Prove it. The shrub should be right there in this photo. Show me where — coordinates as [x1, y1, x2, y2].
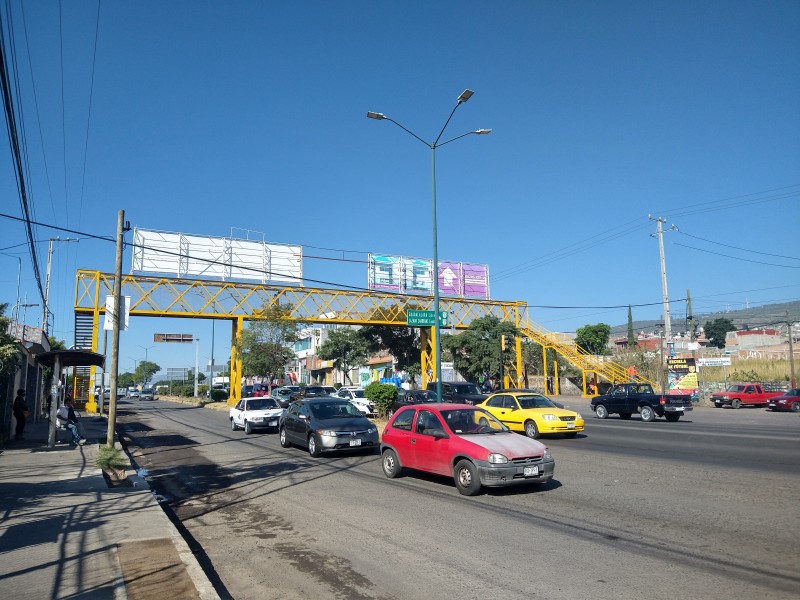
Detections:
[96, 445, 127, 471]
[210, 389, 229, 402]
[364, 382, 398, 418]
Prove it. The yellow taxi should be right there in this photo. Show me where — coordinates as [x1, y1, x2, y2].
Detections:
[477, 390, 585, 439]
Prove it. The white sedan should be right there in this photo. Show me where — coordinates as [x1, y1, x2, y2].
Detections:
[230, 397, 285, 434]
[336, 388, 376, 417]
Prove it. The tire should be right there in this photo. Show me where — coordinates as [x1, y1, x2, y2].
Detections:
[594, 404, 609, 419]
[564, 432, 578, 438]
[308, 434, 321, 457]
[731, 399, 741, 409]
[714, 403, 723, 408]
[382, 449, 402, 478]
[279, 427, 291, 448]
[524, 420, 540, 439]
[792, 402, 800, 413]
[665, 413, 681, 422]
[640, 405, 655, 422]
[231, 418, 238, 431]
[244, 420, 253, 435]
[453, 460, 481, 496]
[619, 412, 632, 420]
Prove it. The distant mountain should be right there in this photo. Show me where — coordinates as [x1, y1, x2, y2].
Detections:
[610, 300, 800, 337]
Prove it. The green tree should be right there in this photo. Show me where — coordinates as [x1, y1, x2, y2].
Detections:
[575, 323, 611, 355]
[117, 372, 135, 388]
[441, 315, 517, 382]
[186, 369, 206, 383]
[318, 328, 371, 385]
[359, 325, 420, 383]
[240, 303, 299, 388]
[704, 318, 736, 349]
[627, 306, 636, 350]
[135, 361, 161, 386]
[0, 304, 18, 378]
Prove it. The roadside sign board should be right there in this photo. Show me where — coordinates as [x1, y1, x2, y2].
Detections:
[154, 333, 193, 343]
[697, 357, 732, 367]
[407, 309, 449, 327]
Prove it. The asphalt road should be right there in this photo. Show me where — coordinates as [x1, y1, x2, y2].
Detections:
[116, 398, 800, 600]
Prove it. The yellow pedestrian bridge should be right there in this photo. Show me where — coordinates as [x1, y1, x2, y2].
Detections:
[73, 269, 651, 410]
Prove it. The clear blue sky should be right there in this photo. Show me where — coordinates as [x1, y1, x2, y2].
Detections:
[2, 1, 798, 377]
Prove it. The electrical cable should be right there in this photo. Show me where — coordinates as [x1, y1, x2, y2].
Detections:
[675, 243, 799, 269]
[77, 0, 101, 227]
[675, 230, 799, 261]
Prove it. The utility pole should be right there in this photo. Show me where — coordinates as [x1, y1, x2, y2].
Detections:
[650, 215, 675, 391]
[107, 211, 128, 448]
[194, 337, 200, 398]
[42, 237, 79, 334]
[788, 311, 796, 388]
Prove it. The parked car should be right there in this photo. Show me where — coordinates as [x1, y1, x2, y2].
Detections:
[272, 387, 301, 408]
[766, 388, 800, 412]
[279, 398, 379, 457]
[139, 388, 158, 401]
[241, 385, 254, 398]
[129, 388, 140, 399]
[302, 385, 330, 398]
[230, 397, 285, 434]
[251, 383, 270, 397]
[380, 404, 555, 496]
[387, 389, 440, 419]
[426, 381, 488, 405]
[477, 390, 584, 439]
[711, 383, 783, 409]
[335, 387, 376, 417]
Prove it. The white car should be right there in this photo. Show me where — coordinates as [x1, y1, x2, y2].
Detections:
[336, 388, 376, 417]
[230, 397, 285, 435]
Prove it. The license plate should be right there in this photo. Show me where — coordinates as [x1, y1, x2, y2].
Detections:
[349, 439, 362, 447]
[268, 420, 277, 426]
[675, 407, 684, 411]
[566, 422, 575, 429]
[523, 466, 539, 477]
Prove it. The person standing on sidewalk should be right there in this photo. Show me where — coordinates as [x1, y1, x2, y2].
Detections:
[12, 389, 27, 440]
[57, 399, 86, 446]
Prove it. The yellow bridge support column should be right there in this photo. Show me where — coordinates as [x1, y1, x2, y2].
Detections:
[420, 328, 430, 388]
[515, 336, 523, 389]
[229, 316, 243, 405]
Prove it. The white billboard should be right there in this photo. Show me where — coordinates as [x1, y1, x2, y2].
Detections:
[132, 228, 302, 284]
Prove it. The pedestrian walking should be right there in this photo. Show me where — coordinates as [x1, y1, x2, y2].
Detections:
[12, 389, 28, 440]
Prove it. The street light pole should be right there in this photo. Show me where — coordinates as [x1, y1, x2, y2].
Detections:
[368, 90, 490, 402]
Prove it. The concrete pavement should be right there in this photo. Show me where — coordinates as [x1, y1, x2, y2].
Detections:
[0, 412, 220, 600]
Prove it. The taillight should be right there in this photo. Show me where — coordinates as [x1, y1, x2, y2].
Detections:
[660, 398, 666, 405]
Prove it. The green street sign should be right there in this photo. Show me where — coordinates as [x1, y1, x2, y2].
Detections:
[407, 309, 449, 327]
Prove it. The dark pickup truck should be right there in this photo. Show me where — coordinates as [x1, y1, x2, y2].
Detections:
[590, 383, 693, 422]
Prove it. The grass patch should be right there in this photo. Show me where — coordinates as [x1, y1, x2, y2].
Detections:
[96, 445, 128, 471]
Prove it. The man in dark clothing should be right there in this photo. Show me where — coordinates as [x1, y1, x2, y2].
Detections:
[12, 389, 27, 440]
[56, 399, 85, 446]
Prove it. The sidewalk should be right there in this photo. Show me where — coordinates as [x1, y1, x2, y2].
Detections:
[0, 414, 220, 600]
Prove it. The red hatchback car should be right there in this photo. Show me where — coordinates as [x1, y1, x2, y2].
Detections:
[380, 403, 555, 496]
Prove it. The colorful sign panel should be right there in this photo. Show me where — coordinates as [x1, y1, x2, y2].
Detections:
[368, 254, 489, 299]
[667, 357, 698, 397]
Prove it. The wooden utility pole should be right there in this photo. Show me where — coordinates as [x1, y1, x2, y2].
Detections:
[788, 312, 796, 388]
[106, 210, 126, 448]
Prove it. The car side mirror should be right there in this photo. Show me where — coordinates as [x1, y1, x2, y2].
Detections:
[299, 414, 308, 420]
[431, 429, 448, 439]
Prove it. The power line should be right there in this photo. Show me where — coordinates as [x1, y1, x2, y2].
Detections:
[676, 229, 799, 261]
[675, 243, 800, 269]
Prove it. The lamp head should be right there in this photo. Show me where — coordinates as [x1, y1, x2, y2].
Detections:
[475, 129, 492, 135]
[457, 89, 474, 103]
[367, 112, 386, 120]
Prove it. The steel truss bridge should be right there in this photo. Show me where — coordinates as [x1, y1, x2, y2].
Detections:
[73, 270, 648, 410]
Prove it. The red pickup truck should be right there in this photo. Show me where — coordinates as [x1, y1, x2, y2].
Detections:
[711, 384, 782, 409]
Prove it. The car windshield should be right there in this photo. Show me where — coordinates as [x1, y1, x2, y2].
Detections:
[517, 394, 556, 409]
[246, 398, 279, 410]
[785, 389, 800, 396]
[453, 384, 481, 395]
[310, 401, 363, 419]
[352, 390, 365, 398]
[441, 408, 508, 434]
[409, 391, 438, 402]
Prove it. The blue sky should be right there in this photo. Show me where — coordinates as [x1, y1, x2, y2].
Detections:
[2, 1, 799, 377]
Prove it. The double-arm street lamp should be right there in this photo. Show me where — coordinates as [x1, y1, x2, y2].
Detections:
[368, 89, 490, 401]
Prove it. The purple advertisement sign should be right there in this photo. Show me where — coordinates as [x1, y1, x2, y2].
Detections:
[437, 261, 461, 296]
[462, 263, 489, 299]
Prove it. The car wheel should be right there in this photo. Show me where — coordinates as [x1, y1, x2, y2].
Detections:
[524, 420, 540, 439]
[594, 404, 609, 419]
[665, 413, 681, 422]
[244, 421, 253, 435]
[640, 405, 655, 422]
[308, 434, 321, 457]
[564, 432, 578, 438]
[230, 418, 238, 431]
[279, 427, 291, 448]
[619, 412, 632, 420]
[731, 399, 741, 409]
[791, 402, 800, 412]
[714, 403, 723, 408]
[453, 460, 481, 496]
[382, 449, 403, 478]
